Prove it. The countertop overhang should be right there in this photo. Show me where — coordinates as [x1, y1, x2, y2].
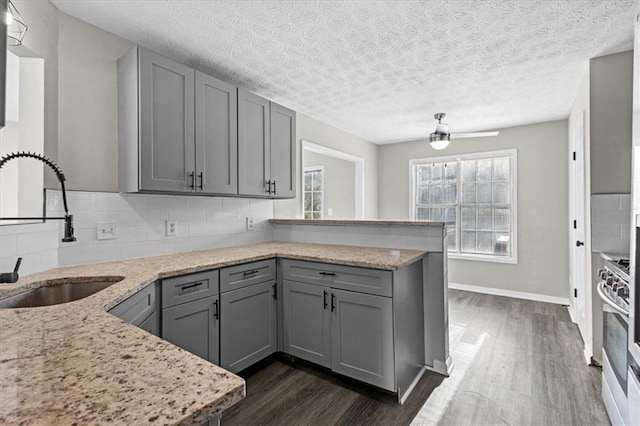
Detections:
[0, 241, 426, 424]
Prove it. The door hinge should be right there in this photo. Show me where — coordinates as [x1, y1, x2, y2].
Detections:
[573, 220, 577, 229]
[574, 288, 578, 298]
[572, 152, 576, 161]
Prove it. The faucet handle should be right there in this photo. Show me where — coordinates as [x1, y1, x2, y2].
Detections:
[0, 257, 22, 284]
[13, 257, 22, 274]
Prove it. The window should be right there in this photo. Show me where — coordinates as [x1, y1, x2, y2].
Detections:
[303, 167, 324, 219]
[410, 149, 517, 263]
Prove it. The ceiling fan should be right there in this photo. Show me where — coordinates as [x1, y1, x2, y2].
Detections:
[428, 113, 500, 150]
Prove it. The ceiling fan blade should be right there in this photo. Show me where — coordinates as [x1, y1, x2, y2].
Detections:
[450, 131, 500, 139]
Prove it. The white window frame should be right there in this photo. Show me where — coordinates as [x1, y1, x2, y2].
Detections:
[303, 166, 325, 220]
[409, 149, 518, 264]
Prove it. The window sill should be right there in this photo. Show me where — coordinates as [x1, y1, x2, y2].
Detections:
[448, 252, 517, 265]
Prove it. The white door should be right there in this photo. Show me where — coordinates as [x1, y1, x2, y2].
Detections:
[571, 111, 588, 341]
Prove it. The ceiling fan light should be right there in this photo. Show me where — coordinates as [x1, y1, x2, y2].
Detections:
[429, 132, 450, 150]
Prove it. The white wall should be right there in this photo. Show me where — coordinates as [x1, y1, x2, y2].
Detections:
[304, 150, 356, 219]
[274, 113, 379, 219]
[378, 120, 570, 301]
[57, 12, 134, 191]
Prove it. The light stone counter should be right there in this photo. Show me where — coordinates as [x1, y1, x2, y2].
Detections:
[0, 241, 425, 425]
[270, 219, 444, 227]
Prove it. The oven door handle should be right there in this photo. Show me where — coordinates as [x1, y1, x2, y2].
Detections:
[597, 281, 629, 317]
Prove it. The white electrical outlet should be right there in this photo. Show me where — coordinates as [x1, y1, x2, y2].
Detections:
[96, 222, 118, 240]
[246, 217, 255, 231]
[166, 220, 177, 237]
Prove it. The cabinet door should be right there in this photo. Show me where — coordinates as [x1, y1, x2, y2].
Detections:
[139, 48, 195, 192]
[282, 280, 331, 368]
[238, 88, 270, 197]
[195, 71, 238, 195]
[331, 289, 394, 391]
[138, 311, 160, 336]
[220, 281, 277, 373]
[269, 102, 296, 199]
[162, 295, 219, 365]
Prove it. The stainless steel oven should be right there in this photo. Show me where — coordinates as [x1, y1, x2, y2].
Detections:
[598, 258, 630, 425]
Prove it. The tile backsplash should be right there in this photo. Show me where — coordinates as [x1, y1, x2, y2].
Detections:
[0, 190, 274, 276]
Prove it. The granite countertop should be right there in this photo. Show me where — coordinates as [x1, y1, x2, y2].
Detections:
[270, 219, 444, 227]
[0, 241, 426, 425]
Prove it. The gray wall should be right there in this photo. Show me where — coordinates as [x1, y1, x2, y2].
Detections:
[590, 50, 633, 195]
[378, 120, 570, 300]
[57, 13, 134, 191]
[274, 113, 379, 219]
[303, 150, 356, 219]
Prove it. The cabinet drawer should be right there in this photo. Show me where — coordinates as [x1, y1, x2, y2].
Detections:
[162, 270, 219, 308]
[280, 260, 392, 297]
[109, 281, 158, 326]
[220, 259, 276, 293]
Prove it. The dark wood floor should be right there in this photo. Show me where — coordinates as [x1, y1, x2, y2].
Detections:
[222, 290, 609, 426]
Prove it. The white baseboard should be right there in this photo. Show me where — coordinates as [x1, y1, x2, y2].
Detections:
[567, 304, 577, 323]
[426, 356, 454, 377]
[584, 344, 593, 364]
[448, 282, 570, 306]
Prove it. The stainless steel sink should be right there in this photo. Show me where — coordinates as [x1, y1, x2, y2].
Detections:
[0, 277, 124, 309]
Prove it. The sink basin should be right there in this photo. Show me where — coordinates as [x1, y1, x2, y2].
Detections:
[0, 277, 124, 309]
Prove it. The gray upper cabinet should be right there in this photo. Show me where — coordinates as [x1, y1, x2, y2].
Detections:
[119, 47, 196, 193]
[238, 88, 271, 197]
[238, 89, 296, 198]
[195, 71, 238, 195]
[330, 288, 394, 392]
[220, 281, 277, 373]
[282, 280, 331, 368]
[269, 102, 296, 198]
[119, 47, 239, 196]
[119, 46, 295, 198]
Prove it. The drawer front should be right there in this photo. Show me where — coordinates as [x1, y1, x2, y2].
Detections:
[162, 270, 219, 308]
[109, 281, 158, 326]
[280, 259, 392, 297]
[220, 259, 276, 293]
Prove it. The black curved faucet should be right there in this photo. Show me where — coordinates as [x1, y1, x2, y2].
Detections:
[0, 151, 76, 242]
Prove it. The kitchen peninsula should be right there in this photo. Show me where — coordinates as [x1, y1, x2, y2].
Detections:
[0, 222, 449, 424]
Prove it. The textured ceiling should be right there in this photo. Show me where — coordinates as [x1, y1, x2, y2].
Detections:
[51, 0, 638, 144]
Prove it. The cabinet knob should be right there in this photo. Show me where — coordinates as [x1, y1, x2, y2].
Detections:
[189, 172, 195, 190]
[198, 172, 204, 190]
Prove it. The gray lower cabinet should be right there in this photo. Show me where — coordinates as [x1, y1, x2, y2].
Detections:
[162, 295, 220, 365]
[138, 310, 160, 336]
[220, 281, 277, 373]
[108, 281, 160, 336]
[282, 280, 331, 368]
[280, 259, 425, 399]
[330, 288, 394, 391]
[161, 270, 220, 364]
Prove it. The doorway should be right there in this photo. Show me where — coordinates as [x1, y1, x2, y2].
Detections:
[301, 140, 365, 220]
[570, 111, 589, 350]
